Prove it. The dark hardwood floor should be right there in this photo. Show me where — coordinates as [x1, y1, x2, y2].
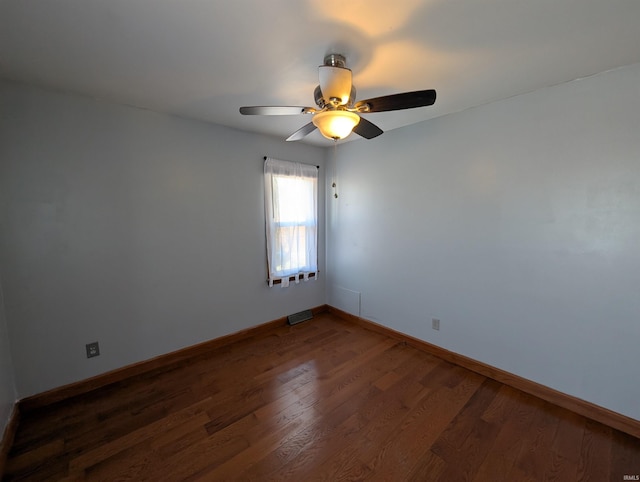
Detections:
[3, 312, 640, 481]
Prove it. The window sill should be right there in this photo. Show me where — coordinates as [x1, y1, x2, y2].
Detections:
[269, 272, 317, 285]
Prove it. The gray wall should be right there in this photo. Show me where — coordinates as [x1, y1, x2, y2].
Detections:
[2, 61, 639, 427]
[327, 63, 640, 420]
[0, 270, 16, 436]
[0, 81, 326, 398]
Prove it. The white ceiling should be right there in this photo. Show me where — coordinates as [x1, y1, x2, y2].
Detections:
[2, 0, 640, 146]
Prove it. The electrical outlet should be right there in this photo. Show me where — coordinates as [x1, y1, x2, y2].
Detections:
[86, 341, 100, 358]
[432, 318, 440, 331]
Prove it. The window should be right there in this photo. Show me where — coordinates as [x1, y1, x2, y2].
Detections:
[264, 157, 318, 287]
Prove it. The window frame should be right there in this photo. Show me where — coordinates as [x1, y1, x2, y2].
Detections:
[263, 157, 319, 287]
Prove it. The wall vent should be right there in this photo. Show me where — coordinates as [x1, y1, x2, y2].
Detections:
[288, 309, 313, 325]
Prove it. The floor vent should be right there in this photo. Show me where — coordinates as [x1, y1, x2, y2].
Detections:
[288, 309, 313, 325]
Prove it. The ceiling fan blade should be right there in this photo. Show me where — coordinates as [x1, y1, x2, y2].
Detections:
[355, 89, 436, 113]
[239, 106, 315, 116]
[286, 122, 317, 142]
[353, 117, 383, 139]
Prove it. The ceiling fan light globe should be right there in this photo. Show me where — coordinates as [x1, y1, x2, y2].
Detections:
[312, 110, 360, 140]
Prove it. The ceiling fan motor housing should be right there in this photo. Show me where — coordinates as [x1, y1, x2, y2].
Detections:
[319, 54, 352, 106]
[315, 84, 356, 109]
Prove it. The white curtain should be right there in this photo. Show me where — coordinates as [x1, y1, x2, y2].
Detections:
[264, 157, 318, 287]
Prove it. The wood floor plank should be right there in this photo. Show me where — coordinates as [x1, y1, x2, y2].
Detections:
[472, 388, 545, 481]
[610, 429, 640, 481]
[544, 406, 587, 481]
[4, 312, 639, 481]
[430, 378, 503, 480]
[68, 399, 213, 472]
[577, 419, 613, 481]
[407, 450, 447, 481]
[81, 415, 211, 481]
[365, 367, 486, 479]
[269, 346, 430, 481]
[230, 341, 404, 480]
[4, 438, 64, 475]
[511, 398, 563, 480]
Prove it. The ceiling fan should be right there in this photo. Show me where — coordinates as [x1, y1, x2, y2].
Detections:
[240, 54, 436, 142]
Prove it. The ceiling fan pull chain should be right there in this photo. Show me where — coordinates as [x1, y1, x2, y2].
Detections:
[333, 139, 338, 199]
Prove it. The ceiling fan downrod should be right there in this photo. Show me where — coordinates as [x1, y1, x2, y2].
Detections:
[323, 53, 347, 69]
